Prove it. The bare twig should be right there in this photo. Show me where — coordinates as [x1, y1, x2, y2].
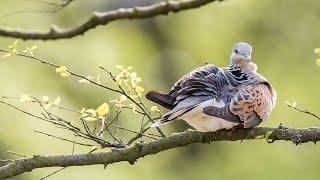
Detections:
[0, 0, 75, 19]
[287, 103, 320, 120]
[113, 125, 158, 141]
[0, 49, 121, 94]
[34, 130, 95, 147]
[6, 151, 28, 158]
[127, 125, 151, 146]
[40, 167, 67, 180]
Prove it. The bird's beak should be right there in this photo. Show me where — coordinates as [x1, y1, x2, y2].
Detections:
[240, 54, 251, 61]
[244, 54, 251, 61]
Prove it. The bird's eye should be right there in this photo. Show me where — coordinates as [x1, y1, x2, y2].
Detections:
[234, 49, 238, 54]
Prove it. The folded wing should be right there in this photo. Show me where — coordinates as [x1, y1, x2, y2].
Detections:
[146, 64, 226, 125]
[204, 82, 276, 128]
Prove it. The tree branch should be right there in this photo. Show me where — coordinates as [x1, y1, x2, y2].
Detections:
[0, 0, 75, 19]
[1, 126, 320, 179]
[0, 0, 221, 40]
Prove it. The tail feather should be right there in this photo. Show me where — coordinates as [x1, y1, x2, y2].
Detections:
[146, 90, 173, 109]
[151, 104, 198, 127]
[150, 118, 171, 127]
[150, 113, 174, 127]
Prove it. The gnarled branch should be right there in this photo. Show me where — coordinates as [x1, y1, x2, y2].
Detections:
[0, 0, 221, 40]
[1, 126, 320, 179]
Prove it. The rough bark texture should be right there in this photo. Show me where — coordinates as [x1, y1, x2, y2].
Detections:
[1, 126, 320, 179]
[0, 0, 221, 40]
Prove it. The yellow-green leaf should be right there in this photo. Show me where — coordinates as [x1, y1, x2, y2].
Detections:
[42, 96, 50, 103]
[130, 72, 137, 79]
[291, 101, 297, 108]
[85, 109, 96, 116]
[56, 66, 67, 73]
[60, 72, 71, 77]
[151, 105, 160, 112]
[53, 97, 61, 106]
[44, 103, 53, 109]
[119, 95, 127, 102]
[135, 77, 142, 83]
[83, 117, 98, 122]
[115, 65, 123, 69]
[30, 46, 37, 52]
[19, 94, 31, 103]
[96, 103, 110, 116]
[316, 59, 320, 66]
[135, 86, 145, 94]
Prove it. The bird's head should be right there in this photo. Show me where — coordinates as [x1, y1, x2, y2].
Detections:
[230, 42, 252, 65]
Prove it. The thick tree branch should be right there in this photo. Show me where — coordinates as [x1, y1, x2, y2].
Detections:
[1, 126, 320, 179]
[0, 0, 221, 40]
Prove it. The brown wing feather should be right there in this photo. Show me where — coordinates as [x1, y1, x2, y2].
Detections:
[229, 82, 275, 128]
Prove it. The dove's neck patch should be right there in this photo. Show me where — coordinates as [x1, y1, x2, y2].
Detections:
[228, 64, 249, 81]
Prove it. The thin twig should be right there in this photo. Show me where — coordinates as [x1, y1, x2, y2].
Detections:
[287, 104, 320, 120]
[34, 130, 95, 147]
[1, 96, 80, 113]
[114, 125, 157, 141]
[40, 167, 67, 180]
[0, 0, 74, 19]
[0, 50, 121, 93]
[6, 151, 28, 158]
[99, 66, 166, 137]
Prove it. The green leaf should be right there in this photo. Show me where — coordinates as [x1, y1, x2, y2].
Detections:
[316, 59, 320, 66]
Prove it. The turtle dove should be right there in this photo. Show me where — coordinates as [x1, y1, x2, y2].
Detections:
[146, 42, 277, 132]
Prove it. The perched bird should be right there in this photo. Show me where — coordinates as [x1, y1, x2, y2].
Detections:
[146, 42, 277, 132]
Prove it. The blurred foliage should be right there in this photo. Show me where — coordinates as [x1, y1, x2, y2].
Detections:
[0, 0, 320, 179]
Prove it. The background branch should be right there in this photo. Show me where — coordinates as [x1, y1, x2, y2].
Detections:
[287, 103, 320, 120]
[0, 0, 75, 19]
[1, 126, 320, 179]
[0, 0, 220, 40]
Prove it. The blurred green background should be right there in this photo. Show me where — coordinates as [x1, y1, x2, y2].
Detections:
[0, 0, 320, 179]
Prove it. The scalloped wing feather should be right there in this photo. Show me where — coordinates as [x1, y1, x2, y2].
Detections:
[229, 82, 276, 128]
